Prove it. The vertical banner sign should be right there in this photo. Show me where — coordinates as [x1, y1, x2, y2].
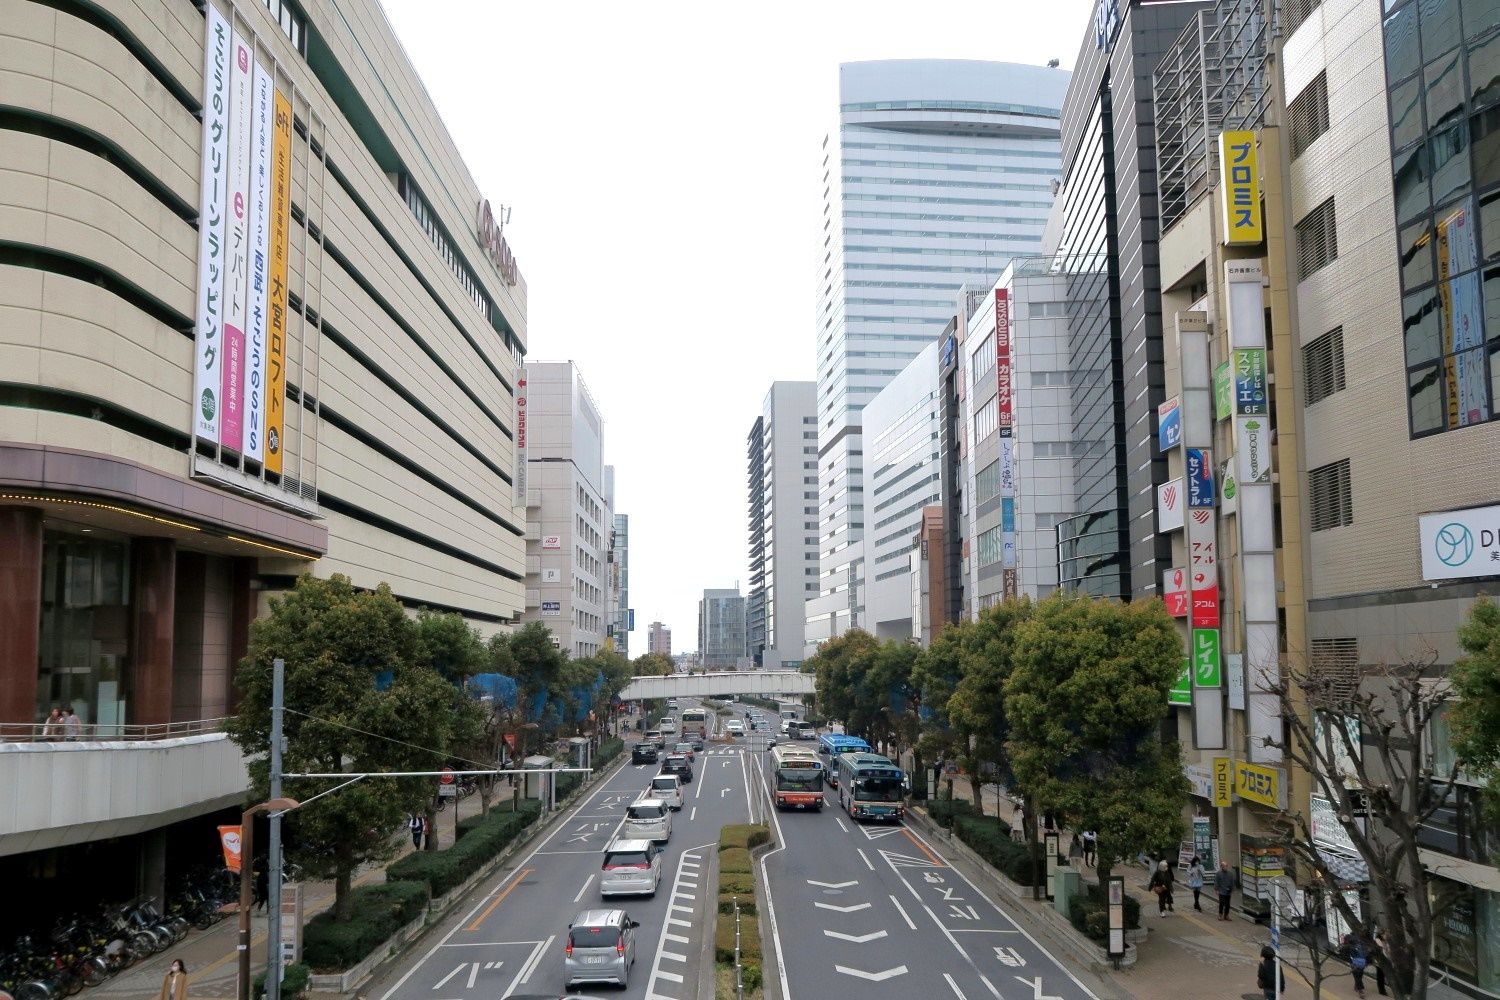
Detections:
[1193, 628, 1222, 687]
[1186, 447, 1215, 508]
[1219, 130, 1264, 246]
[1163, 566, 1188, 618]
[1190, 509, 1220, 627]
[220, 30, 254, 454]
[244, 59, 273, 463]
[513, 370, 528, 508]
[1169, 657, 1192, 706]
[1178, 311, 1223, 750]
[1107, 877, 1126, 959]
[999, 438, 1016, 495]
[1213, 361, 1232, 421]
[1233, 349, 1268, 415]
[995, 289, 1013, 436]
[265, 88, 292, 474]
[192, 5, 232, 446]
[218, 824, 243, 872]
[1158, 396, 1182, 451]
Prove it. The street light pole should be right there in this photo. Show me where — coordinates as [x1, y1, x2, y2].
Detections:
[267, 658, 285, 1000]
[238, 798, 298, 1000]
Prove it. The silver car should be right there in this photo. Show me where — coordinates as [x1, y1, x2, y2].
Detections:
[563, 908, 639, 988]
[623, 798, 672, 844]
[598, 839, 661, 897]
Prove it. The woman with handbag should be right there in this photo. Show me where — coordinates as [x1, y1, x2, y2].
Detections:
[1149, 859, 1175, 916]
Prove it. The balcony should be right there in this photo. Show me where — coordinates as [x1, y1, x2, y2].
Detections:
[0, 720, 249, 856]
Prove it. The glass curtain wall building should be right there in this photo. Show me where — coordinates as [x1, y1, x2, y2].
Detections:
[807, 60, 1070, 655]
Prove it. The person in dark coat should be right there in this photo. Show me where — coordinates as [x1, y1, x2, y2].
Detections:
[1148, 859, 1175, 915]
[1256, 945, 1281, 1000]
[1215, 860, 1236, 920]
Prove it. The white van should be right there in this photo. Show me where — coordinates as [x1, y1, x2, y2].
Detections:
[624, 799, 672, 844]
[659, 718, 678, 736]
[648, 773, 684, 811]
[599, 839, 661, 898]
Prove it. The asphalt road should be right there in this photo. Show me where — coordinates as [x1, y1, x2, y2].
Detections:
[367, 701, 751, 1000]
[752, 746, 1104, 1000]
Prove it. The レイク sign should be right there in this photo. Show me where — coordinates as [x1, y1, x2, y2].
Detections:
[1419, 504, 1500, 580]
[475, 199, 520, 286]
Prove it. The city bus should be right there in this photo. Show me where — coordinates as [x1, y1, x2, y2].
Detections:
[834, 752, 906, 822]
[679, 708, 709, 740]
[817, 733, 872, 788]
[767, 745, 825, 811]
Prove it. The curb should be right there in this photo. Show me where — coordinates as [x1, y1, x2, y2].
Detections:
[906, 808, 1138, 977]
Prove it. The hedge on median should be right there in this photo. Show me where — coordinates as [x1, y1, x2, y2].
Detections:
[714, 824, 770, 998]
[718, 824, 771, 851]
[1068, 881, 1141, 940]
[390, 800, 541, 898]
[302, 881, 429, 972]
[953, 813, 1037, 886]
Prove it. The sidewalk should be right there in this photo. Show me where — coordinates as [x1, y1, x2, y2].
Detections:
[91, 791, 495, 1000]
[933, 779, 1369, 1000]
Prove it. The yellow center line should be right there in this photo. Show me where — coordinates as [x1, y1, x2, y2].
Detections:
[466, 868, 533, 932]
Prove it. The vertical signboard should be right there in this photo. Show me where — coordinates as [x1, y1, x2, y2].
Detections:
[243, 58, 273, 463]
[1219, 130, 1264, 246]
[220, 29, 254, 454]
[513, 370, 529, 508]
[265, 87, 292, 474]
[1169, 657, 1192, 706]
[1178, 311, 1223, 749]
[1233, 349, 1268, 415]
[1186, 448, 1215, 508]
[1158, 396, 1181, 451]
[1163, 566, 1188, 618]
[995, 289, 1013, 436]
[1157, 479, 1184, 532]
[1213, 361, 1232, 421]
[192, 5, 232, 446]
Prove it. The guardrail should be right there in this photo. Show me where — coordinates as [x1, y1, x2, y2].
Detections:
[0, 716, 231, 742]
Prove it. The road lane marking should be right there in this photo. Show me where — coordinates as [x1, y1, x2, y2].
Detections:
[823, 929, 888, 943]
[889, 894, 917, 930]
[814, 901, 871, 913]
[667, 918, 691, 927]
[646, 847, 712, 1000]
[659, 950, 687, 962]
[1015, 976, 1064, 999]
[465, 868, 531, 931]
[836, 816, 849, 832]
[440, 940, 538, 947]
[857, 848, 875, 871]
[903, 827, 946, 865]
[664, 933, 689, 944]
[432, 964, 465, 990]
[573, 875, 595, 902]
[502, 935, 550, 996]
[945, 973, 970, 999]
[807, 879, 860, 889]
[656, 970, 685, 983]
[835, 964, 908, 981]
[690, 806, 697, 821]
[465, 963, 479, 989]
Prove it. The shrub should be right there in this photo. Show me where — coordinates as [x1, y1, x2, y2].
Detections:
[740, 961, 764, 991]
[714, 913, 762, 963]
[302, 881, 429, 971]
[595, 737, 624, 766]
[718, 894, 757, 916]
[719, 824, 770, 852]
[953, 815, 1036, 885]
[1066, 881, 1140, 940]
[389, 803, 539, 897]
[718, 848, 752, 875]
[718, 872, 755, 896]
[252, 962, 310, 999]
[927, 797, 978, 829]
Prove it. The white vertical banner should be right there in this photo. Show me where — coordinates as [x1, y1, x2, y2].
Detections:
[244, 57, 274, 464]
[192, 4, 233, 445]
[219, 28, 255, 456]
[513, 367, 528, 509]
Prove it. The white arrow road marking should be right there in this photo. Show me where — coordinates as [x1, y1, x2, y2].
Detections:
[994, 946, 1026, 967]
[823, 929, 888, 943]
[806, 879, 859, 889]
[721, 787, 730, 797]
[1015, 976, 1063, 999]
[432, 964, 465, 990]
[835, 964, 908, 982]
[814, 901, 872, 913]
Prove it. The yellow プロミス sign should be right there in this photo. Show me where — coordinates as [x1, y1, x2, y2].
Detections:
[1219, 130, 1263, 246]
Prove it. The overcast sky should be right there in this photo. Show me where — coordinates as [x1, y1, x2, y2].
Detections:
[380, 0, 1094, 653]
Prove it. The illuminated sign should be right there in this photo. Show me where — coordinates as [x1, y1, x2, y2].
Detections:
[1219, 130, 1264, 245]
[476, 199, 520, 285]
[995, 290, 1013, 435]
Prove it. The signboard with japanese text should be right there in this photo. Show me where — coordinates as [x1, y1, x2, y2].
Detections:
[1186, 447, 1215, 508]
[1419, 504, 1500, 581]
[541, 535, 561, 550]
[514, 371, 529, 508]
[1213, 361, 1232, 421]
[1219, 130, 1264, 245]
[1158, 396, 1182, 451]
[192, 4, 233, 446]
[220, 29, 254, 454]
[1234, 761, 1285, 809]
[1193, 628, 1222, 687]
[1236, 417, 1272, 483]
[1169, 657, 1192, 705]
[243, 60, 272, 463]
[1212, 758, 1232, 807]
[1189, 510, 1218, 589]
[1163, 567, 1188, 618]
[265, 87, 292, 474]
[1233, 349, 1268, 415]
[541, 601, 561, 617]
[995, 290, 1013, 435]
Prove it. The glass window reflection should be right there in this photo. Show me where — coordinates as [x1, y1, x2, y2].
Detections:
[1420, 0, 1462, 62]
[1409, 363, 1446, 433]
[1387, 4, 1423, 82]
[1406, 287, 1445, 365]
[1401, 219, 1438, 286]
[1394, 143, 1434, 222]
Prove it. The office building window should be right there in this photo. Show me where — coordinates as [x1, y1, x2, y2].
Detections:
[976, 525, 1003, 567]
[1288, 72, 1330, 160]
[262, 0, 307, 53]
[1309, 459, 1353, 532]
[1303, 327, 1347, 406]
[975, 460, 1001, 503]
[971, 331, 996, 380]
[1026, 300, 1068, 318]
[1295, 198, 1339, 280]
[973, 397, 998, 442]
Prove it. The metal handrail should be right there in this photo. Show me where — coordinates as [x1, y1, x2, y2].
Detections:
[0, 717, 231, 743]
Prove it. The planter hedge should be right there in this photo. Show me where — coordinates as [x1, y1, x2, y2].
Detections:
[1067, 882, 1141, 941]
[718, 894, 758, 916]
[714, 913, 762, 963]
[718, 872, 755, 896]
[926, 797, 979, 829]
[596, 737, 624, 766]
[302, 881, 429, 971]
[252, 962, 310, 999]
[389, 801, 540, 897]
[718, 847, 753, 875]
[953, 815, 1036, 885]
[719, 825, 771, 851]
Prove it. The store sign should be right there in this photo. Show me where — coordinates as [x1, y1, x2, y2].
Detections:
[513, 372, 528, 508]
[1226, 652, 1245, 710]
[1163, 566, 1188, 617]
[1186, 448, 1215, 508]
[192, 6, 232, 445]
[1193, 628, 1222, 687]
[1236, 417, 1272, 484]
[1419, 504, 1500, 581]
[1212, 757, 1233, 807]
[1219, 130, 1264, 245]
[475, 199, 520, 285]
[1221, 463, 1238, 515]
[1233, 349, 1268, 415]
[1192, 583, 1220, 628]
[1158, 479, 1185, 532]
[995, 290, 1013, 435]
[1158, 396, 1182, 451]
[542, 535, 562, 550]
[1094, 0, 1122, 50]
[1310, 795, 1362, 857]
[1185, 765, 1213, 799]
[1234, 760, 1284, 809]
[540, 601, 561, 617]
[1214, 361, 1232, 421]
[1190, 510, 1218, 587]
[265, 89, 292, 474]
[999, 438, 1017, 495]
[219, 825, 243, 872]
[541, 567, 561, 583]
[1170, 657, 1193, 706]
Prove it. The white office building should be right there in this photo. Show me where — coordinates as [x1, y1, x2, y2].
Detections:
[609, 510, 629, 658]
[698, 588, 747, 669]
[747, 382, 819, 669]
[807, 59, 1070, 656]
[521, 362, 610, 657]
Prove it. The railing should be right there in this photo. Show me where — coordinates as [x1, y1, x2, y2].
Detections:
[0, 717, 231, 743]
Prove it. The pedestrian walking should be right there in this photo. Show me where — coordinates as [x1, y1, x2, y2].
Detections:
[1372, 930, 1389, 995]
[253, 864, 268, 912]
[1187, 855, 1205, 911]
[1342, 933, 1371, 998]
[64, 708, 82, 741]
[1215, 859, 1236, 920]
[1256, 945, 1282, 1000]
[408, 813, 423, 849]
[1149, 859, 1175, 915]
[1081, 830, 1097, 867]
[420, 814, 432, 850]
[159, 959, 188, 1000]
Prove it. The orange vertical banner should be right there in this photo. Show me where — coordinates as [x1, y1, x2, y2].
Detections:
[264, 88, 293, 474]
[219, 824, 244, 872]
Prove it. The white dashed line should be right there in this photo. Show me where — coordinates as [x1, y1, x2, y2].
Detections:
[890, 894, 918, 930]
[857, 848, 876, 871]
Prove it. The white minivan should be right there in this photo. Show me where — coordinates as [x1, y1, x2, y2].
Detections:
[648, 773, 684, 811]
[624, 798, 672, 844]
[599, 839, 662, 897]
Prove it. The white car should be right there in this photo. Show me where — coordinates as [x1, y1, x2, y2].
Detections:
[623, 798, 672, 843]
[648, 773, 684, 811]
[599, 839, 661, 898]
[725, 720, 744, 737]
[659, 719, 678, 736]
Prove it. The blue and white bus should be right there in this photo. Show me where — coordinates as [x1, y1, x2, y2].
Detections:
[817, 733, 872, 788]
[834, 752, 906, 823]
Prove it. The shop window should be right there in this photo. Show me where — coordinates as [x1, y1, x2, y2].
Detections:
[36, 532, 131, 728]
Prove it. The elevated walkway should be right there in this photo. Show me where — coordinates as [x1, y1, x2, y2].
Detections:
[619, 670, 814, 701]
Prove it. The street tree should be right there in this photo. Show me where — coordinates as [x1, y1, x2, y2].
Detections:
[866, 639, 920, 757]
[227, 574, 475, 918]
[508, 622, 567, 741]
[1451, 596, 1500, 834]
[949, 598, 1033, 826]
[412, 610, 489, 848]
[631, 652, 675, 677]
[1264, 653, 1463, 1000]
[913, 620, 976, 802]
[808, 629, 881, 738]
[1005, 593, 1187, 882]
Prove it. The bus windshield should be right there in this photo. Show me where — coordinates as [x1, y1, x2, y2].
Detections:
[776, 767, 824, 793]
[853, 776, 904, 802]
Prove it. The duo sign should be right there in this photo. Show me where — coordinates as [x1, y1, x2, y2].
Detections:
[1420, 503, 1500, 580]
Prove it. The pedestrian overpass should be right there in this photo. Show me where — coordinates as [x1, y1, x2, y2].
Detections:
[618, 670, 814, 701]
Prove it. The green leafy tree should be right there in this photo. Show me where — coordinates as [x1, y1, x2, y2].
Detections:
[866, 639, 920, 756]
[1005, 593, 1187, 881]
[228, 575, 477, 918]
[949, 599, 1034, 822]
[508, 622, 566, 740]
[1452, 596, 1500, 837]
[631, 653, 675, 677]
[411, 611, 488, 847]
[913, 620, 974, 801]
[808, 629, 881, 738]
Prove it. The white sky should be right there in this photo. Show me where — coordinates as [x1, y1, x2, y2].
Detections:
[379, 0, 1095, 652]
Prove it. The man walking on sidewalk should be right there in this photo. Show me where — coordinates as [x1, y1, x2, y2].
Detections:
[1215, 860, 1236, 920]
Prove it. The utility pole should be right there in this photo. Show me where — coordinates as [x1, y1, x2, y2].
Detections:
[268, 658, 285, 1000]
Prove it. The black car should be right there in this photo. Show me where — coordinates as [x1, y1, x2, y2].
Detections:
[631, 743, 658, 764]
[660, 754, 693, 784]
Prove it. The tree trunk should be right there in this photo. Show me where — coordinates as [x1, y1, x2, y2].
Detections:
[968, 768, 983, 817]
[333, 861, 353, 921]
[424, 800, 439, 851]
[1023, 794, 1042, 900]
